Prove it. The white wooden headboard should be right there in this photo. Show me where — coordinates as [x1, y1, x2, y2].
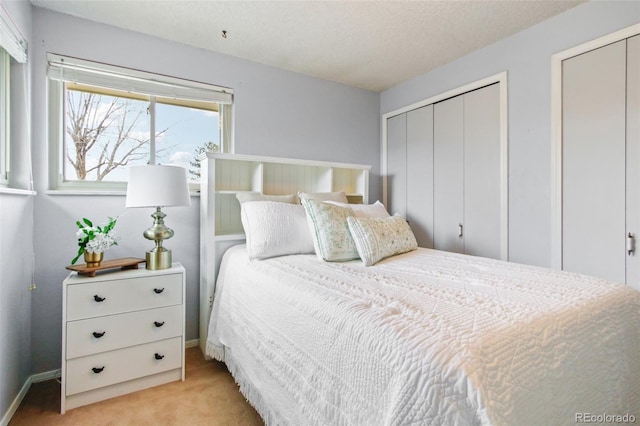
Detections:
[199, 153, 371, 354]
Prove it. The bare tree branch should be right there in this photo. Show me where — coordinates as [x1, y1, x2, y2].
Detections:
[65, 91, 149, 181]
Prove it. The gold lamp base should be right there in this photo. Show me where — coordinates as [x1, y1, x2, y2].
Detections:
[146, 248, 172, 270]
[143, 207, 174, 270]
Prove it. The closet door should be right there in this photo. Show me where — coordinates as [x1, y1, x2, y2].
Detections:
[406, 105, 434, 248]
[386, 80, 504, 259]
[434, 96, 464, 254]
[627, 35, 640, 289]
[433, 85, 501, 257]
[464, 84, 501, 259]
[562, 40, 627, 283]
[387, 113, 407, 218]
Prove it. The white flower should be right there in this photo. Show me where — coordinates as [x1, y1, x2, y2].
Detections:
[85, 231, 120, 253]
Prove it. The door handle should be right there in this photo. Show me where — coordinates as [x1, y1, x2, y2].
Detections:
[628, 232, 635, 256]
[458, 223, 463, 238]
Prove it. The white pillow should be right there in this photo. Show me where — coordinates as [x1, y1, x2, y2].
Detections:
[301, 198, 360, 262]
[325, 200, 390, 218]
[240, 201, 314, 260]
[236, 192, 299, 204]
[298, 191, 348, 203]
[347, 214, 418, 266]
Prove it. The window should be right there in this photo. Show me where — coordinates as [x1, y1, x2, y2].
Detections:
[0, 7, 28, 188]
[0, 48, 9, 186]
[47, 54, 233, 190]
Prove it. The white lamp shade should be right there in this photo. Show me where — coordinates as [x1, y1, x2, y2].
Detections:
[125, 165, 192, 208]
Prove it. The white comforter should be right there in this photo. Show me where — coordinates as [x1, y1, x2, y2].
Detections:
[207, 245, 640, 425]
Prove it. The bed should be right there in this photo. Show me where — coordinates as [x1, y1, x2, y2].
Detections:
[200, 154, 640, 425]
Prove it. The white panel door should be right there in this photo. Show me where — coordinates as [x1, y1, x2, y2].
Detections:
[627, 35, 640, 290]
[387, 113, 407, 217]
[464, 84, 501, 259]
[434, 96, 464, 254]
[406, 105, 434, 248]
[562, 40, 627, 283]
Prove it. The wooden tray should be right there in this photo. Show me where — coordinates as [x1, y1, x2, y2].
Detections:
[66, 257, 145, 278]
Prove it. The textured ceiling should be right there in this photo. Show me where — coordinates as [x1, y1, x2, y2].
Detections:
[31, 0, 583, 92]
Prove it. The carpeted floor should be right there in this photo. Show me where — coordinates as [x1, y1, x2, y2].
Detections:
[9, 347, 263, 425]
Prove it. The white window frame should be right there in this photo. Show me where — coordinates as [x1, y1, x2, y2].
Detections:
[0, 5, 28, 188]
[47, 54, 234, 192]
[0, 49, 9, 186]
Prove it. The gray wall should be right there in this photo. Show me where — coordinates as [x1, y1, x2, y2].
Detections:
[0, 0, 33, 420]
[381, 0, 640, 268]
[0, 194, 34, 420]
[29, 7, 380, 374]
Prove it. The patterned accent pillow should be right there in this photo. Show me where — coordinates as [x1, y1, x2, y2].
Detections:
[298, 191, 349, 203]
[347, 215, 418, 266]
[325, 200, 390, 218]
[301, 198, 360, 261]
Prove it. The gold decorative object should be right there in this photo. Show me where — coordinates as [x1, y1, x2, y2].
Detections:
[84, 251, 104, 268]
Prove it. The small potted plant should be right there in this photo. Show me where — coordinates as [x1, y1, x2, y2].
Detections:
[72, 216, 119, 267]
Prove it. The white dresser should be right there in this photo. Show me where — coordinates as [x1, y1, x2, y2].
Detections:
[61, 263, 185, 413]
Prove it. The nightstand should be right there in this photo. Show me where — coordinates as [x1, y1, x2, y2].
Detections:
[61, 263, 185, 413]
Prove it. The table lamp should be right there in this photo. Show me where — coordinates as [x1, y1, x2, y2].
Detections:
[125, 165, 191, 270]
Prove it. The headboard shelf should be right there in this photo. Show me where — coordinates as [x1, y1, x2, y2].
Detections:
[214, 233, 246, 241]
[199, 153, 370, 354]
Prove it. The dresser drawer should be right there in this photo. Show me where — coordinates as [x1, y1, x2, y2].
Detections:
[65, 337, 182, 396]
[66, 305, 182, 359]
[66, 273, 182, 321]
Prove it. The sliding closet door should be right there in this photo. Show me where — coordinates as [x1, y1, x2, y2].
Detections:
[627, 35, 640, 289]
[464, 84, 501, 259]
[387, 113, 407, 218]
[434, 96, 464, 254]
[406, 105, 434, 248]
[386, 78, 505, 259]
[562, 40, 627, 283]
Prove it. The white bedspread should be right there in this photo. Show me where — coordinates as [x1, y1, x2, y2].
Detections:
[207, 245, 640, 425]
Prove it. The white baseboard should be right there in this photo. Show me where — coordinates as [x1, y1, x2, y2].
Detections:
[1, 368, 60, 426]
[0, 342, 202, 425]
[0, 378, 29, 426]
[32, 369, 61, 383]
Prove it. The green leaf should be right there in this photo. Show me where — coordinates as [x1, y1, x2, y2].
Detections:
[104, 216, 117, 233]
[71, 246, 84, 265]
[83, 218, 93, 227]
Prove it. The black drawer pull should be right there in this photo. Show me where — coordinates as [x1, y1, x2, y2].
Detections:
[92, 331, 106, 338]
[153, 288, 164, 294]
[93, 295, 106, 302]
[154, 353, 165, 360]
[154, 321, 165, 328]
[92, 366, 105, 374]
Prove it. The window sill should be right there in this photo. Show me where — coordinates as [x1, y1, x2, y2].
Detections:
[0, 187, 36, 196]
[45, 189, 200, 197]
[46, 189, 127, 196]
